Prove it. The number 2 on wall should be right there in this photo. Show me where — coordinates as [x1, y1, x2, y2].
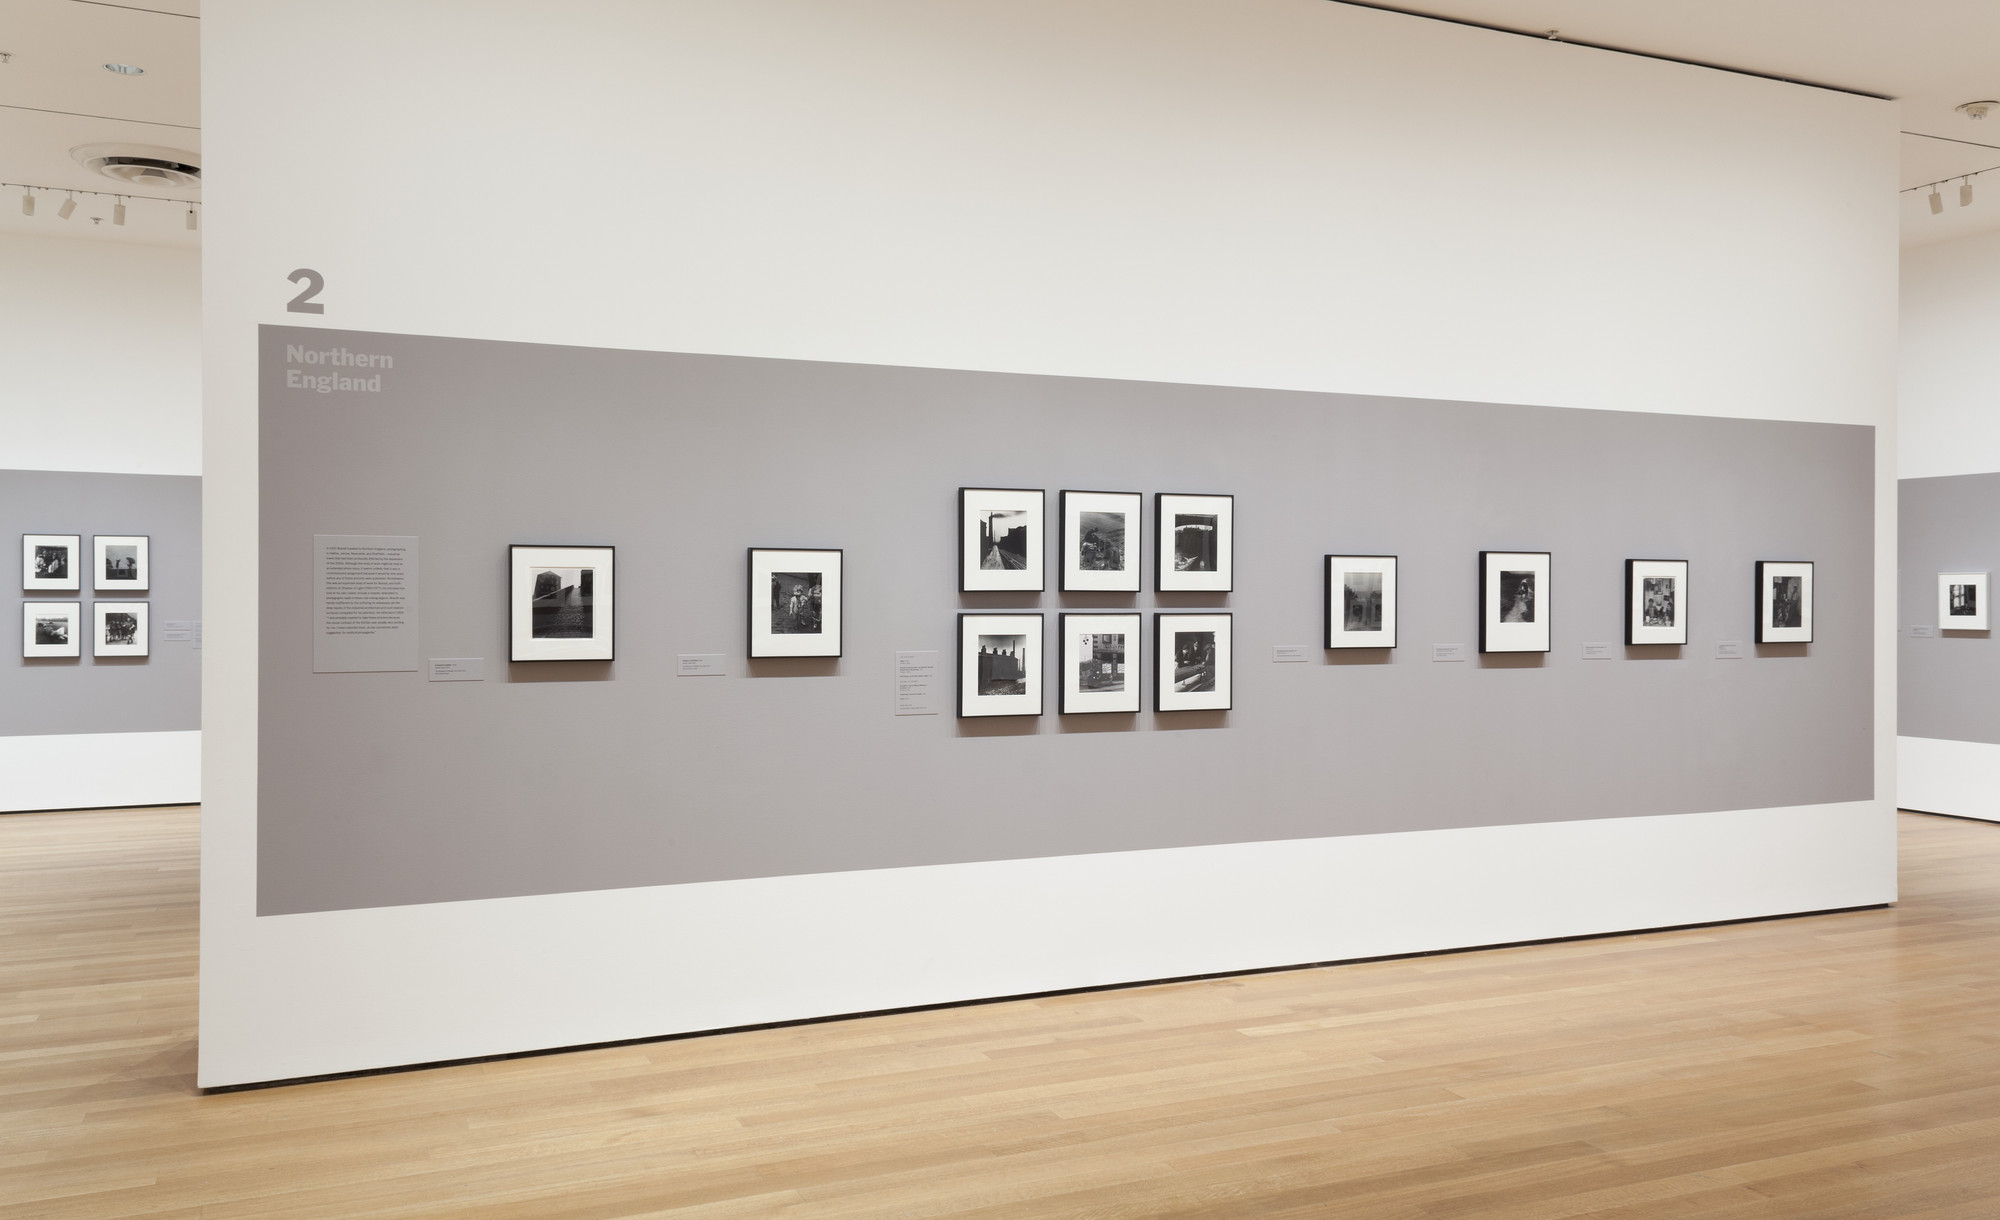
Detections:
[286, 268, 326, 314]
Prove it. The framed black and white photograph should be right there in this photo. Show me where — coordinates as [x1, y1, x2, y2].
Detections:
[748, 548, 842, 658]
[1755, 560, 1813, 644]
[1155, 494, 1232, 592]
[22, 601, 81, 658]
[1938, 571, 1988, 632]
[1480, 551, 1551, 653]
[1155, 612, 1231, 712]
[93, 534, 150, 593]
[22, 534, 80, 592]
[93, 600, 149, 658]
[1060, 490, 1141, 593]
[509, 544, 615, 662]
[1324, 555, 1397, 649]
[958, 613, 1044, 717]
[1625, 559, 1689, 646]
[1059, 612, 1140, 715]
[959, 488, 1044, 592]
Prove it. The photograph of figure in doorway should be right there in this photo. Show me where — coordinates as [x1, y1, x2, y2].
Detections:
[1173, 514, 1218, 573]
[1343, 571, 1383, 632]
[1077, 632, 1125, 693]
[1172, 629, 1216, 694]
[1499, 569, 1537, 623]
[770, 571, 822, 635]
[530, 567, 593, 638]
[977, 634, 1030, 696]
[1076, 511, 1125, 573]
[1770, 573, 1803, 630]
[1642, 577, 1676, 627]
[979, 510, 1029, 571]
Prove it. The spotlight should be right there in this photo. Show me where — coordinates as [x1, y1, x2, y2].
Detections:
[19, 189, 31, 217]
[1930, 186, 1944, 214]
[57, 194, 76, 220]
[1963, 179, 1975, 208]
[113, 199, 126, 226]
[185, 205, 197, 231]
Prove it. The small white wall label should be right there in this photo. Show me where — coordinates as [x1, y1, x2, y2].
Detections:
[1271, 645, 1310, 663]
[895, 650, 940, 715]
[1581, 642, 1613, 660]
[428, 658, 484, 682]
[677, 654, 726, 676]
[1715, 640, 1746, 659]
[1432, 644, 1469, 662]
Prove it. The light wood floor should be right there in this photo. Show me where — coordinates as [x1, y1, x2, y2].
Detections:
[4, 809, 1999, 1218]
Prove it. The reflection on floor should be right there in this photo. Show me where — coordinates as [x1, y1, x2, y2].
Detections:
[3, 807, 1996, 1217]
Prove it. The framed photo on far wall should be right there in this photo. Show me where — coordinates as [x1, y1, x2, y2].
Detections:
[1626, 559, 1689, 646]
[94, 535, 150, 593]
[1155, 612, 1231, 711]
[94, 600, 149, 658]
[1156, 494, 1232, 592]
[1060, 490, 1141, 593]
[22, 601, 81, 658]
[1480, 551, 1551, 653]
[22, 534, 80, 592]
[509, 544, 615, 662]
[960, 488, 1045, 592]
[1059, 612, 1140, 715]
[1939, 571, 1989, 632]
[1755, 560, 1813, 644]
[748, 548, 842, 658]
[958, 613, 1044, 717]
[1325, 555, 1397, 649]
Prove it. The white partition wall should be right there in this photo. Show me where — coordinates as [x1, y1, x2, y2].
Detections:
[0, 232, 202, 811]
[201, 0, 1899, 1087]
[1897, 229, 2000, 821]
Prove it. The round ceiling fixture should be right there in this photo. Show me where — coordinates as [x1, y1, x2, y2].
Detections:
[103, 62, 144, 75]
[70, 142, 200, 190]
[1957, 100, 1997, 120]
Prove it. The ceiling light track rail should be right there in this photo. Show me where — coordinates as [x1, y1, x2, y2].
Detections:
[1325, 2, 1892, 100]
[9, 181, 199, 229]
[0, 102, 198, 131]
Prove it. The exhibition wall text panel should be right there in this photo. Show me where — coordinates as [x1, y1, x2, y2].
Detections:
[258, 325, 1873, 916]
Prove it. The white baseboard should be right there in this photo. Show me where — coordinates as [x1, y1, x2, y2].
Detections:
[198, 798, 1894, 1088]
[0, 730, 200, 812]
[1897, 736, 2000, 823]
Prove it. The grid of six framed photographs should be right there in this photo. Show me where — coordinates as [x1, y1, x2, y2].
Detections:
[20, 533, 152, 659]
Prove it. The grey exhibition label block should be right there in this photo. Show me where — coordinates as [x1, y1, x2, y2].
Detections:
[0, 469, 201, 738]
[256, 325, 1874, 917]
[1901, 474, 2000, 744]
[1715, 641, 1747, 659]
[895, 650, 941, 715]
[312, 535, 419, 673]
[1581, 643, 1613, 660]
[1432, 644, 1470, 662]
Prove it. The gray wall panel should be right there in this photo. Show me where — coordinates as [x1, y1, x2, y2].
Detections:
[1899, 473, 2000, 744]
[258, 326, 1874, 916]
[2, 469, 201, 737]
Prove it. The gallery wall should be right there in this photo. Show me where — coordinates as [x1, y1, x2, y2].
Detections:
[203, 0, 1899, 1085]
[0, 231, 202, 811]
[1896, 228, 2000, 819]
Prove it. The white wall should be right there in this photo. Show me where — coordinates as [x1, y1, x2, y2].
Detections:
[0, 231, 201, 477]
[0, 230, 202, 810]
[201, 0, 1900, 1086]
[1896, 223, 2000, 816]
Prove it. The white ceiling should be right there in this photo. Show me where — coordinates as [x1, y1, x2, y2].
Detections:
[0, 0, 200, 248]
[0, 1, 1994, 249]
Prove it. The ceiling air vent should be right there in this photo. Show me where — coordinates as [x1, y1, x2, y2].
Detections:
[70, 143, 202, 190]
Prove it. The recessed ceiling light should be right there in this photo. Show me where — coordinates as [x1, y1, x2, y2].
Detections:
[103, 62, 144, 75]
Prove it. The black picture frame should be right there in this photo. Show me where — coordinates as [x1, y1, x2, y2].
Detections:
[959, 487, 1045, 593]
[509, 544, 616, 662]
[1479, 550, 1552, 654]
[22, 534, 81, 592]
[1154, 611, 1232, 711]
[1755, 560, 1814, 644]
[1059, 611, 1141, 714]
[1058, 490, 1142, 593]
[957, 612, 1044, 718]
[1155, 493, 1233, 593]
[747, 547, 843, 659]
[1624, 558, 1690, 646]
[1323, 554, 1397, 649]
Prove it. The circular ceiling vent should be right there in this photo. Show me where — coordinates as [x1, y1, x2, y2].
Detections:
[70, 143, 201, 190]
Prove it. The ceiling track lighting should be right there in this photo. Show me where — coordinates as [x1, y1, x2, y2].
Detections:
[1909, 164, 1996, 217]
[0, 180, 198, 230]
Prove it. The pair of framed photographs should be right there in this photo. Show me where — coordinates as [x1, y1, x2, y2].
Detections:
[957, 612, 1232, 717]
[23, 534, 150, 593]
[958, 489, 1234, 594]
[22, 601, 149, 658]
[1938, 571, 1989, 631]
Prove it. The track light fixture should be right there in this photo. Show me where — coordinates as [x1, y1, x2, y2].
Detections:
[1963, 179, 1975, 208]
[113, 199, 126, 226]
[57, 194, 77, 220]
[1930, 186, 1944, 214]
[1, 180, 198, 230]
[185, 205, 197, 231]
[19, 188, 31, 217]
[1910, 165, 1995, 217]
